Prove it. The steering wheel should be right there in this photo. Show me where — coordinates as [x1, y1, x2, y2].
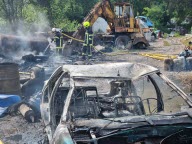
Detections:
[137, 98, 163, 114]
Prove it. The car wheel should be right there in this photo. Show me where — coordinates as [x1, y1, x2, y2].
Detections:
[115, 35, 132, 50]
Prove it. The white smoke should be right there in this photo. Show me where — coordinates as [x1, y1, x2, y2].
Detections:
[0, 12, 51, 61]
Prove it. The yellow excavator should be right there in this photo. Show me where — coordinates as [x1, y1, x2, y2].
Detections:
[64, 0, 150, 55]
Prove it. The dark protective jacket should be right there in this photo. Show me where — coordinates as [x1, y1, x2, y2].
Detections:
[53, 31, 63, 49]
[83, 27, 93, 47]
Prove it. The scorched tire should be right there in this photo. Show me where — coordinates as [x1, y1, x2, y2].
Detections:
[115, 35, 132, 50]
[134, 42, 147, 49]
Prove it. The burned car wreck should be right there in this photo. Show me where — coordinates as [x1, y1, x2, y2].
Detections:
[41, 63, 192, 144]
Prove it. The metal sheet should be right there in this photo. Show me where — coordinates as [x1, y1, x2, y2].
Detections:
[62, 62, 159, 79]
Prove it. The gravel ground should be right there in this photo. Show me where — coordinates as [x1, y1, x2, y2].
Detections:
[102, 37, 192, 92]
[0, 116, 46, 144]
[0, 36, 192, 144]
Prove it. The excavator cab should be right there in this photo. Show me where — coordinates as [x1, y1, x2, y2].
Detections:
[114, 2, 135, 30]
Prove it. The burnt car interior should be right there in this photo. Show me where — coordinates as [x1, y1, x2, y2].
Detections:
[66, 78, 165, 121]
[50, 77, 167, 130]
[42, 64, 192, 144]
[69, 87, 100, 119]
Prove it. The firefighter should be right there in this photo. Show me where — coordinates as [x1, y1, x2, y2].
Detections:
[82, 21, 94, 60]
[52, 28, 63, 54]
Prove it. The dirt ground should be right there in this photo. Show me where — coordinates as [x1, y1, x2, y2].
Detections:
[103, 37, 183, 69]
[0, 116, 45, 144]
[0, 36, 192, 144]
[102, 37, 192, 92]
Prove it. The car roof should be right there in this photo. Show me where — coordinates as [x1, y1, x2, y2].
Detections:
[62, 62, 159, 79]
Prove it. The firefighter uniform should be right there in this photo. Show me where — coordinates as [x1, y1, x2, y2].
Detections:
[82, 21, 93, 59]
[52, 28, 63, 54]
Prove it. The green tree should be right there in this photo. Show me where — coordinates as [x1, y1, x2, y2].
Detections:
[0, 0, 28, 31]
[0, 0, 191, 33]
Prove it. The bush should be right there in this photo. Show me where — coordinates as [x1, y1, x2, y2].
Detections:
[174, 32, 181, 37]
[164, 33, 169, 38]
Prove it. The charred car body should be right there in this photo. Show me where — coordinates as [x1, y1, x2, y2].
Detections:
[41, 63, 192, 144]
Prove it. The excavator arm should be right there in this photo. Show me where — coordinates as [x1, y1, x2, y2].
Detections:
[83, 0, 115, 31]
[69, 0, 115, 42]
[63, 0, 116, 55]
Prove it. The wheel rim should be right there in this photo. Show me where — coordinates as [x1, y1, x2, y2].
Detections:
[115, 36, 131, 50]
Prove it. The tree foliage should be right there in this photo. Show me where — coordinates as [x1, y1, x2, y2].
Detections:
[0, 0, 191, 33]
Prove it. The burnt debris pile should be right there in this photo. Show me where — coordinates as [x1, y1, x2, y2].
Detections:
[0, 32, 75, 123]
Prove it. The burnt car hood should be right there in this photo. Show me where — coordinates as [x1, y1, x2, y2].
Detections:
[73, 112, 192, 130]
[52, 112, 192, 144]
[69, 113, 192, 144]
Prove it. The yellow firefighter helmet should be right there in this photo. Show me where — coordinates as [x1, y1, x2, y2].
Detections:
[83, 21, 90, 28]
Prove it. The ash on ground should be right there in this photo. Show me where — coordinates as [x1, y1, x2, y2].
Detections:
[0, 116, 46, 144]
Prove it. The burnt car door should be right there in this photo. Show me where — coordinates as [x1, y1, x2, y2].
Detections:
[41, 66, 65, 140]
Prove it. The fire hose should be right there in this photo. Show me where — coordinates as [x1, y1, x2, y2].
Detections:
[62, 32, 130, 56]
[61, 32, 178, 60]
[139, 53, 177, 60]
[62, 32, 84, 43]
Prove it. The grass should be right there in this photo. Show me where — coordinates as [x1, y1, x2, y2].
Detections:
[174, 32, 181, 37]
[163, 40, 171, 46]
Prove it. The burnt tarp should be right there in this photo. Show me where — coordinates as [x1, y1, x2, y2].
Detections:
[62, 62, 159, 79]
[0, 95, 21, 117]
